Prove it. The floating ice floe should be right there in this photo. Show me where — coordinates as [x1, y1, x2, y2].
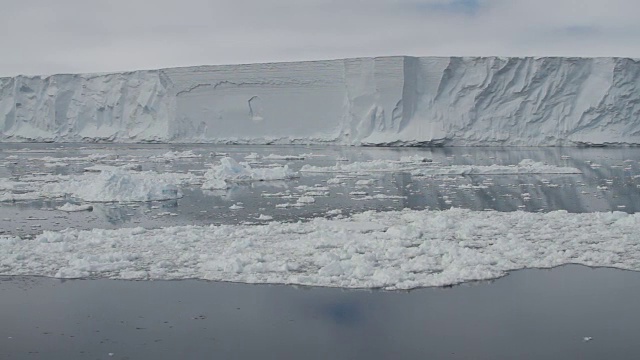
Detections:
[355, 179, 377, 186]
[263, 154, 306, 160]
[1, 208, 638, 289]
[202, 157, 297, 190]
[0, 192, 44, 202]
[0, 168, 198, 203]
[84, 163, 142, 172]
[42, 169, 185, 202]
[411, 159, 582, 176]
[302, 159, 580, 175]
[352, 194, 406, 201]
[301, 159, 427, 173]
[57, 203, 94, 212]
[152, 150, 201, 162]
[244, 153, 261, 160]
[297, 196, 315, 204]
[275, 196, 316, 208]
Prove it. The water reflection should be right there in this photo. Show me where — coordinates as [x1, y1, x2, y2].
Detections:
[1, 145, 639, 235]
[2, 265, 640, 359]
[321, 301, 363, 326]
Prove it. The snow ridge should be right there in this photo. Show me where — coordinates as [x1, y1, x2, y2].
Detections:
[2, 57, 640, 146]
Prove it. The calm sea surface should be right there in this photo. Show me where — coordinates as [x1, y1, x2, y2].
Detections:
[1, 144, 639, 359]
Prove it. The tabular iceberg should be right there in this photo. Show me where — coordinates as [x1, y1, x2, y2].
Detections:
[2, 56, 639, 146]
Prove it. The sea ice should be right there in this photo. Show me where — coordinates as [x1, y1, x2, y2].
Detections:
[411, 159, 582, 176]
[57, 203, 94, 212]
[302, 159, 580, 175]
[202, 157, 297, 190]
[1, 208, 638, 289]
[0, 168, 197, 203]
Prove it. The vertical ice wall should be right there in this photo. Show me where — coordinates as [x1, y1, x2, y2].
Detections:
[386, 57, 640, 146]
[163, 60, 349, 142]
[1, 56, 639, 145]
[0, 71, 174, 142]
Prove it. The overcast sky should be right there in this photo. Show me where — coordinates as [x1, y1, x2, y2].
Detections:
[1, 0, 639, 76]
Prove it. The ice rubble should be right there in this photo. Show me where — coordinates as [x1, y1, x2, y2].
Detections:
[202, 157, 297, 190]
[151, 150, 201, 162]
[411, 159, 582, 176]
[42, 169, 185, 202]
[0, 156, 298, 202]
[3, 56, 640, 146]
[0, 168, 197, 203]
[1, 208, 638, 289]
[57, 203, 94, 212]
[301, 159, 580, 175]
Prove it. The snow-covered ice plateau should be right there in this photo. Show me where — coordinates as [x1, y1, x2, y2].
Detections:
[3, 56, 640, 146]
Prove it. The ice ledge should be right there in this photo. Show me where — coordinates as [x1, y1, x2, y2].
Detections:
[2, 56, 640, 146]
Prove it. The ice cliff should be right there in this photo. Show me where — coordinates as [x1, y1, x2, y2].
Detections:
[2, 56, 640, 146]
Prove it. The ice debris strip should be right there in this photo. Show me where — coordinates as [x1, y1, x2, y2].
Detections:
[0, 168, 195, 203]
[0, 157, 296, 202]
[3, 57, 640, 146]
[301, 159, 580, 175]
[1, 208, 638, 290]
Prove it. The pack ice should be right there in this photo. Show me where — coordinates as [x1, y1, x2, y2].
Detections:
[2, 57, 640, 146]
[1, 209, 638, 289]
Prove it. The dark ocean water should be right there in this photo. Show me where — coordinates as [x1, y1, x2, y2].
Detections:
[1, 144, 639, 359]
[2, 265, 639, 360]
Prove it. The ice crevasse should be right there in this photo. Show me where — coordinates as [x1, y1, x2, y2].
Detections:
[2, 56, 639, 146]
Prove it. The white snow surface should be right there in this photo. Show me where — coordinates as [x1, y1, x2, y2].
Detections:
[1, 208, 638, 289]
[3, 56, 640, 146]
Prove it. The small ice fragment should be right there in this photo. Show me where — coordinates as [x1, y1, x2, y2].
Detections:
[297, 196, 315, 204]
[583, 337, 593, 342]
[355, 179, 376, 186]
[122, 163, 143, 171]
[57, 203, 93, 212]
[229, 204, 244, 210]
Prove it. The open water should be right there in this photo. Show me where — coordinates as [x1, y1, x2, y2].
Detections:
[1, 144, 639, 359]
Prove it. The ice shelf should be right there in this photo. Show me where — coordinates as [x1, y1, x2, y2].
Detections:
[2, 56, 640, 146]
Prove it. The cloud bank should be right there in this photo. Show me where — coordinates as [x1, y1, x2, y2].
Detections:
[1, 0, 639, 76]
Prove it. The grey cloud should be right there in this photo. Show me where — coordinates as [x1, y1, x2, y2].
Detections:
[1, 0, 640, 76]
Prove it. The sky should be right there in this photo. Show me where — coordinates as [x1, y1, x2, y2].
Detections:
[1, 0, 640, 76]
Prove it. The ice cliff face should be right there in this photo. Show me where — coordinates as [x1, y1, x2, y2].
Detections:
[0, 71, 174, 142]
[1, 56, 639, 146]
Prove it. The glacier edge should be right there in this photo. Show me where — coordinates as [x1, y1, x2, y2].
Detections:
[2, 56, 640, 146]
